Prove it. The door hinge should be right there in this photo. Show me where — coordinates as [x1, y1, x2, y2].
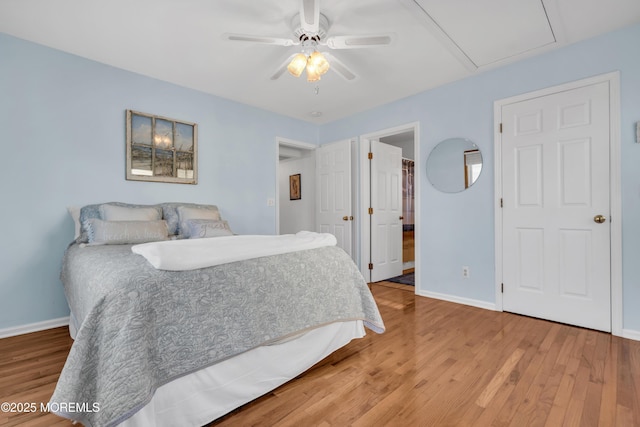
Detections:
[501, 283, 504, 293]
[499, 123, 503, 133]
[368, 207, 373, 215]
[500, 198, 503, 208]
[368, 263, 373, 270]
[368, 152, 373, 160]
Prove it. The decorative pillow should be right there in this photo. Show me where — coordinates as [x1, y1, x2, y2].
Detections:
[99, 204, 162, 222]
[84, 218, 168, 245]
[77, 202, 162, 243]
[161, 203, 220, 236]
[67, 206, 81, 239]
[177, 205, 222, 237]
[186, 219, 233, 239]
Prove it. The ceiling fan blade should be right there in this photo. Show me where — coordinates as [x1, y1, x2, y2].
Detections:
[324, 33, 395, 49]
[222, 33, 298, 47]
[299, 0, 320, 34]
[270, 54, 299, 80]
[322, 52, 357, 81]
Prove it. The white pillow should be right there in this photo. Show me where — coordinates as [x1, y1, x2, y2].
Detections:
[84, 219, 168, 245]
[186, 219, 233, 239]
[100, 204, 162, 221]
[67, 206, 81, 239]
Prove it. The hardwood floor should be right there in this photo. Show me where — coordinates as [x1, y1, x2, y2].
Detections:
[2, 283, 640, 426]
[0, 327, 74, 426]
[403, 229, 414, 263]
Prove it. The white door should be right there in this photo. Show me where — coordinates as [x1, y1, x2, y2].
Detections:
[501, 81, 611, 332]
[370, 140, 403, 282]
[316, 140, 353, 257]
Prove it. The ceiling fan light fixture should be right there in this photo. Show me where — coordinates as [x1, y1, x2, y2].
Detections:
[306, 63, 322, 82]
[287, 53, 307, 77]
[308, 51, 330, 76]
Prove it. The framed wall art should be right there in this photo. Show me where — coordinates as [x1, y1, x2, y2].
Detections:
[126, 110, 198, 184]
[289, 174, 301, 200]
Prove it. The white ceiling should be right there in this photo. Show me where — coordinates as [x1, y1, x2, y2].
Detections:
[1, 0, 639, 124]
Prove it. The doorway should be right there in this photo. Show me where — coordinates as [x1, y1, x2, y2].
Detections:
[360, 123, 420, 291]
[494, 72, 622, 334]
[276, 138, 316, 236]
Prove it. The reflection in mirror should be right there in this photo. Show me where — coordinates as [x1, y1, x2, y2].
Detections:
[426, 138, 482, 193]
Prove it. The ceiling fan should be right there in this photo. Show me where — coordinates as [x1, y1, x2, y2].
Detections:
[222, 0, 395, 82]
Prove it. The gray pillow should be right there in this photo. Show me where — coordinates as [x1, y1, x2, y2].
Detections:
[186, 219, 233, 239]
[177, 206, 222, 237]
[161, 203, 220, 236]
[84, 219, 168, 245]
[77, 202, 162, 243]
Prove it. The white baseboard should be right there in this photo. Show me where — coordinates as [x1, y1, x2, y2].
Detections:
[416, 289, 497, 312]
[0, 316, 70, 339]
[621, 328, 640, 342]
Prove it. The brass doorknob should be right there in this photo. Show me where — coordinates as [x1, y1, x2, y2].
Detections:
[343, 216, 349, 221]
[594, 215, 606, 224]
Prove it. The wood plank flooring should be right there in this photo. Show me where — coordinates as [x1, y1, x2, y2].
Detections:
[1, 283, 639, 426]
[0, 326, 74, 426]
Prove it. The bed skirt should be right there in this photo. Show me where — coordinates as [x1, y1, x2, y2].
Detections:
[119, 320, 364, 426]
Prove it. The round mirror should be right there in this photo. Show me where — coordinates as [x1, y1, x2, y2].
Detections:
[426, 138, 482, 193]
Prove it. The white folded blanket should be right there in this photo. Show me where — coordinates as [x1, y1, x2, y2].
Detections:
[131, 231, 337, 271]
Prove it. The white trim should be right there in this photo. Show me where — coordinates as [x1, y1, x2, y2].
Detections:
[416, 289, 497, 312]
[621, 329, 640, 342]
[0, 316, 70, 339]
[608, 74, 623, 336]
[414, 124, 421, 294]
[493, 71, 623, 336]
[350, 138, 359, 269]
[275, 137, 317, 235]
[277, 137, 317, 150]
[494, 98, 504, 311]
[359, 138, 371, 281]
[359, 122, 420, 292]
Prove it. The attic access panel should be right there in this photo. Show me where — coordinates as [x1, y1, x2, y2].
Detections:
[414, 0, 556, 67]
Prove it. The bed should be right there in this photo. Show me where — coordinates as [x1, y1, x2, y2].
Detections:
[51, 202, 384, 427]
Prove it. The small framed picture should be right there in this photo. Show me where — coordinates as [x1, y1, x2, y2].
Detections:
[289, 174, 301, 200]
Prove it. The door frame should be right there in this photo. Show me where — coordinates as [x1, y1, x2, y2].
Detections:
[275, 137, 317, 235]
[360, 122, 420, 288]
[493, 71, 622, 336]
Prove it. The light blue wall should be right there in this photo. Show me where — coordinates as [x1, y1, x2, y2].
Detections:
[320, 23, 640, 332]
[0, 33, 318, 330]
[2, 23, 640, 334]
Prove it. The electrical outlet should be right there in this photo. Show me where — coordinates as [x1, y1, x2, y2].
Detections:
[267, 198, 275, 207]
[462, 266, 470, 278]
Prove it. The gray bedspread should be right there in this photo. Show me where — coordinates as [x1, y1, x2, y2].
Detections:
[51, 243, 384, 427]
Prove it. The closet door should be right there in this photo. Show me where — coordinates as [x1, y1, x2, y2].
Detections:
[501, 81, 611, 332]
